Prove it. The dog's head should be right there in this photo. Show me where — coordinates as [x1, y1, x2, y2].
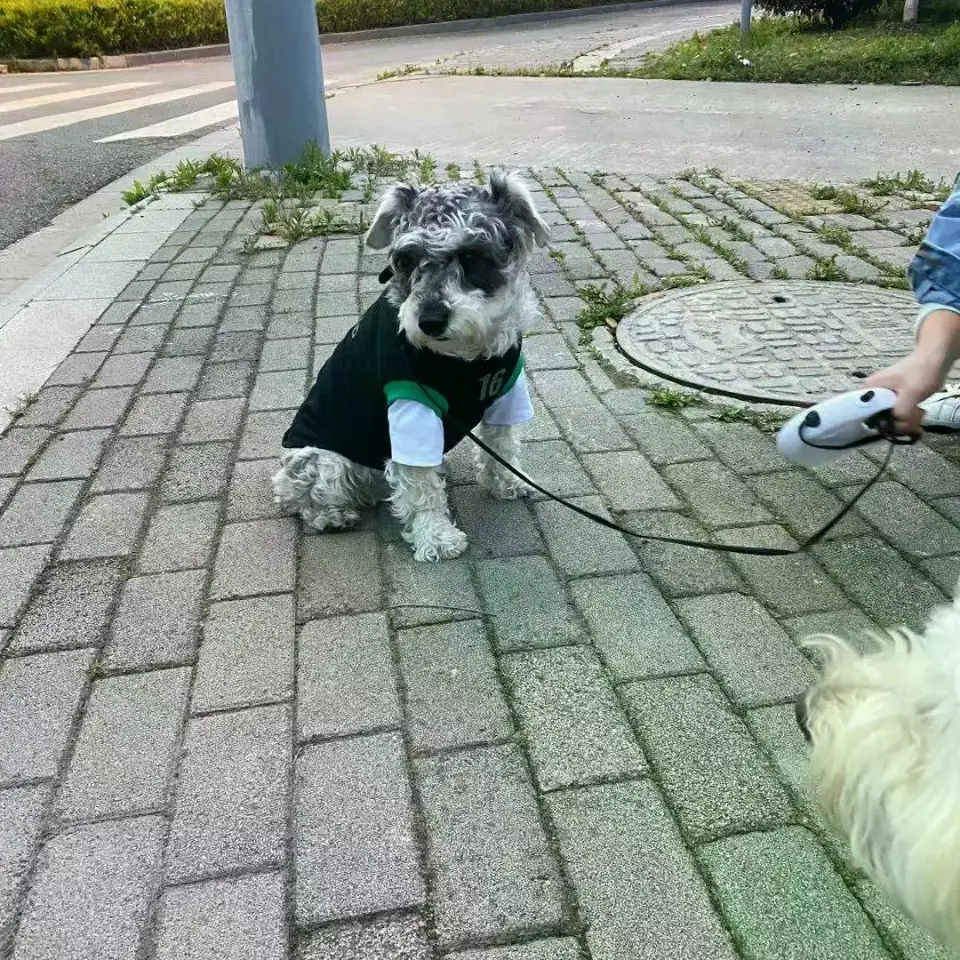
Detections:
[365, 170, 549, 359]
[796, 598, 960, 949]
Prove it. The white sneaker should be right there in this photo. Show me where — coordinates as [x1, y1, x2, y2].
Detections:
[922, 384, 960, 431]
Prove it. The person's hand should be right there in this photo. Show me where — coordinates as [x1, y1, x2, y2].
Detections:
[864, 352, 947, 435]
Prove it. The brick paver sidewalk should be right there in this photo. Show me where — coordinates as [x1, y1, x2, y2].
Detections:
[0, 166, 955, 960]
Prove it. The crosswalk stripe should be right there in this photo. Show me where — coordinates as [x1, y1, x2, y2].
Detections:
[0, 81, 69, 97]
[96, 99, 239, 142]
[0, 81, 236, 141]
[0, 81, 156, 115]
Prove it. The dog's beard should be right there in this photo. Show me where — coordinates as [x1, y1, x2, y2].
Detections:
[398, 275, 535, 360]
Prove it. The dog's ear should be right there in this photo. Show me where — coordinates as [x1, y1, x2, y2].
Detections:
[366, 184, 417, 250]
[488, 169, 551, 248]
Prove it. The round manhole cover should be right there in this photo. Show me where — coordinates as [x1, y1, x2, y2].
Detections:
[616, 281, 930, 406]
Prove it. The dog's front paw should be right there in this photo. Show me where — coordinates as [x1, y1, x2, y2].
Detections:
[404, 513, 469, 562]
[481, 468, 530, 501]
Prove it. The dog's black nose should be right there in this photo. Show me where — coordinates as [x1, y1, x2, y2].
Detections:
[419, 302, 450, 337]
[795, 691, 812, 742]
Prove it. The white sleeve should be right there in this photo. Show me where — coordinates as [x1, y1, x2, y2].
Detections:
[387, 399, 445, 467]
[483, 369, 534, 426]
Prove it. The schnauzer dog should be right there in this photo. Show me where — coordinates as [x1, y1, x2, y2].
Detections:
[273, 170, 549, 561]
[796, 591, 960, 951]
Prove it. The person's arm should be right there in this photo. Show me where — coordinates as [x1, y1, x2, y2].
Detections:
[866, 308, 960, 433]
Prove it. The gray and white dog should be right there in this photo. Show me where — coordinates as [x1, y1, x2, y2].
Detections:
[273, 170, 549, 561]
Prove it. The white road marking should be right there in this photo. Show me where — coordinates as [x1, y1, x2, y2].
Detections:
[0, 81, 236, 141]
[0, 81, 69, 97]
[0, 81, 156, 115]
[97, 99, 239, 142]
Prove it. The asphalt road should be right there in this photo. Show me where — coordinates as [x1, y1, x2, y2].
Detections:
[0, 1, 737, 252]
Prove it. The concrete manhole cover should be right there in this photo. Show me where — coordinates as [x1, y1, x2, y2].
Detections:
[616, 281, 926, 406]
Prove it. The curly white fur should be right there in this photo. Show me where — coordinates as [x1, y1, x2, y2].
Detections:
[799, 590, 960, 950]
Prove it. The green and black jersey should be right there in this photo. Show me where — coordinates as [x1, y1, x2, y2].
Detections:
[282, 294, 524, 470]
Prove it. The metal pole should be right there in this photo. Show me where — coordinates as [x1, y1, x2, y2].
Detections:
[223, 0, 331, 170]
[740, 0, 753, 35]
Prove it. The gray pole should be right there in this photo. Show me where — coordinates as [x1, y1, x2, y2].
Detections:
[740, 0, 753, 34]
[222, 0, 330, 170]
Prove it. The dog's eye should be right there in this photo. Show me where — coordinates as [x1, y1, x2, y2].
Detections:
[458, 250, 502, 293]
[392, 250, 421, 274]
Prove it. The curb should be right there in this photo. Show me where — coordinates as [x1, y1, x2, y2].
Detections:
[1, 0, 712, 72]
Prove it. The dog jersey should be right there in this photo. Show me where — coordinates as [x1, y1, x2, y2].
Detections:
[282, 293, 528, 470]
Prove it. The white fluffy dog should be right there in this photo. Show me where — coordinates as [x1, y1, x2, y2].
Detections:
[797, 590, 960, 950]
[273, 170, 548, 561]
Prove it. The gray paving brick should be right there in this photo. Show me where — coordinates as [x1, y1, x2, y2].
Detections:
[60, 491, 149, 559]
[164, 326, 215, 357]
[571, 573, 704, 680]
[130, 301, 178, 327]
[221, 305, 267, 332]
[922, 555, 960, 596]
[522, 333, 578, 371]
[418, 744, 564, 948]
[745, 470, 866, 540]
[16, 387, 82, 428]
[248, 369, 307, 411]
[618, 408, 712, 465]
[226, 458, 280, 522]
[11, 560, 122, 654]
[622, 673, 793, 842]
[534, 497, 640, 578]
[676, 594, 816, 708]
[92, 435, 168, 492]
[74, 324, 122, 353]
[521, 440, 596, 499]
[46, 351, 105, 387]
[138, 500, 220, 573]
[120, 393, 190, 436]
[449, 485, 543, 558]
[0, 545, 50, 628]
[699, 827, 889, 960]
[296, 914, 432, 960]
[662, 460, 772, 527]
[582, 450, 680, 511]
[382, 541, 479, 627]
[0, 785, 47, 952]
[259, 337, 311, 372]
[476, 555, 584, 651]
[527, 369, 591, 411]
[398, 620, 512, 753]
[693, 420, 785, 475]
[161, 441, 233, 502]
[504, 646, 645, 792]
[13, 816, 165, 960]
[114, 323, 167, 355]
[0, 648, 94, 786]
[57, 668, 190, 822]
[314, 316, 358, 343]
[0, 480, 83, 547]
[549, 780, 736, 960]
[166, 704, 291, 883]
[141, 356, 204, 394]
[211, 330, 261, 363]
[105, 570, 206, 670]
[297, 612, 400, 741]
[297, 530, 381, 620]
[718, 526, 848, 617]
[0, 479, 12, 512]
[267, 311, 312, 340]
[621, 510, 741, 597]
[238, 410, 290, 459]
[0, 427, 51, 477]
[551, 398, 633, 454]
[873, 441, 960, 498]
[852, 481, 960, 558]
[155, 872, 286, 960]
[295, 733, 424, 925]
[180, 398, 246, 443]
[193, 594, 295, 713]
[197, 359, 255, 400]
[450, 939, 581, 960]
[28, 429, 110, 481]
[96, 351, 154, 387]
[783, 607, 881, 660]
[59, 386, 133, 431]
[814, 536, 947, 631]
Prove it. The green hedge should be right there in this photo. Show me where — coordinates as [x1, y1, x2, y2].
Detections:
[0, 0, 636, 59]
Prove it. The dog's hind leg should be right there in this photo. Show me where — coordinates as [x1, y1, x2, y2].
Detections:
[385, 461, 468, 562]
[474, 423, 528, 500]
[273, 447, 376, 532]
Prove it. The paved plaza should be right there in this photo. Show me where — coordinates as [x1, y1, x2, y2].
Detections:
[0, 162, 956, 960]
